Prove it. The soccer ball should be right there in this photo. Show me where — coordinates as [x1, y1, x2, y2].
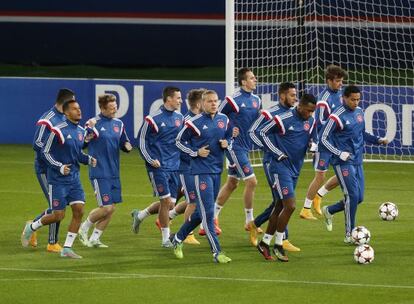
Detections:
[354, 244, 375, 264]
[351, 226, 371, 245]
[379, 202, 399, 221]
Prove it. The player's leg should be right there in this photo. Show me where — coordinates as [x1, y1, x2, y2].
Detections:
[60, 201, 84, 259]
[179, 173, 200, 245]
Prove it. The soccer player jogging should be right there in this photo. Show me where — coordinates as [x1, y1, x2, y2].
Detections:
[207, 67, 261, 235]
[319, 85, 388, 243]
[247, 82, 300, 252]
[131, 89, 204, 245]
[29, 88, 75, 253]
[171, 90, 233, 263]
[300, 65, 348, 220]
[21, 99, 97, 259]
[136, 86, 184, 247]
[78, 94, 132, 248]
[257, 94, 317, 262]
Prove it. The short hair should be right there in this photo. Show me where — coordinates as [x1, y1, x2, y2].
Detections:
[237, 68, 252, 86]
[278, 82, 296, 96]
[325, 65, 348, 81]
[343, 85, 361, 97]
[98, 94, 116, 109]
[202, 90, 218, 100]
[299, 93, 317, 106]
[56, 88, 75, 105]
[187, 88, 205, 109]
[62, 99, 77, 113]
[162, 86, 180, 102]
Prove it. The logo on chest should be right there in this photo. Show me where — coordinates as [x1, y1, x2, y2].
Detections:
[113, 125, 120, 133]
[252, 101, 258, 108]
[78, 133, 83, 141]
[356, 114, 363, 123]
[175, 119, 182, 127]
[303, 122, 310, 131]
[217, 121, 225, 129]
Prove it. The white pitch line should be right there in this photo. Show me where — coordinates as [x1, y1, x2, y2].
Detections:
[0, 267, 413, 290]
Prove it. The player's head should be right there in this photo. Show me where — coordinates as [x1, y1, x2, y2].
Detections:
[62, 99, 82, 123]
[98, 94, 117, 118]
[342, 85, 361, 111]
[202, 90, 219, 115]
[297, 93, 316, 120]
[238, 68, 257, 92]
[278, 82, 297, 108]
[325, 65, 347, 92]
[55, 88, 75, 112]
[187, 88, 205, 114]
[163, 86, 182, 110]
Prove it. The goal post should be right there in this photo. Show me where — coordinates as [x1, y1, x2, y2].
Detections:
[226, 0, 414, 164]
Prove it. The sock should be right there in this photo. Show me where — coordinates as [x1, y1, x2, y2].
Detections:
[138, 209, 150, 221]
[245, 208, 254, 223]
[275, 231, 284, 246]
[89, 228, 103, 242]
[199, 223, 204, 230]
[214, 203, 223, 218]
[161, 227, 170, 243]
[262, 233, 273, 245]
[304, 198, 313, 209]
[317, 185, 329, 197]
[63, 232, 77, 248]
[31, 219, 43, 231]
[81, 217, 93, 232]
[168, 208, 178, 219]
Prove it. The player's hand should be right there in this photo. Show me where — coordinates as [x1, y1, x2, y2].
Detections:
[378, 137, 389, 145]
[89, 157, 97, 167]
[198, 145, 210, 157]
[232, 127, 240, 138]
[339, 151, 351, 161]
[219, 139, 228, 149]
[151, 159, 161, 168]
[86, 118, 97, 128]
[277, 154, 288, 162]
[61, 164, 71, 175]
[124, 142, 133, 152]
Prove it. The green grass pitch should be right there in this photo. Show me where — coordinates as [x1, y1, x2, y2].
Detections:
[1, 144, 413, 304]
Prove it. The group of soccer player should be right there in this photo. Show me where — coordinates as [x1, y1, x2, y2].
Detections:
[20, 65, 388, 262]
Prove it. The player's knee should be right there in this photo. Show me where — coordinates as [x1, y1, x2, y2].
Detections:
[54, 211, 65, 221]
[315, 171, 326, 182]
[227, 178, 239, 191]
[245, 176, 257, 188]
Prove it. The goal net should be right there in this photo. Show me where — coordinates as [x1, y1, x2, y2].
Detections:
[227, 0, 414, 165]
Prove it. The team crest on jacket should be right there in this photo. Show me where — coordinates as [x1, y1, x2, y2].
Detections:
[199, 181, 207, 191]
[113, 125, 120, 133]
[102, 194, 110, 202]
[342, 169, 349, 177]
[252, 101, 258, 108]
[282, 187, 289, 196]
[52, 199, 60, 207]
[175, 119, 182, 127]
[357, 114, 363, 123]
[217, 121, 225, 129]
[303, 121, 310, 131]
[78, 133, 83, 141]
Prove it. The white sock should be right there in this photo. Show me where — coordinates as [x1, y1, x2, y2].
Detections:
[214, 203, 223, 218]
[317, 186, 329, 197]
[31, 219, 43, 231]
[138, 209, 150, 221]
[275, 231, 284, 246]
[63, 232, 77, 248]
[168, 208, 178, 219]
[245, 208, 254, 223]
[304, 198, 313, 209]
[199, 223, 204, 230]
[89, 228, 103, 242]
[81, 217, 93, 232]
[161, 227, 170, 243]
[262, 233, 273, 245]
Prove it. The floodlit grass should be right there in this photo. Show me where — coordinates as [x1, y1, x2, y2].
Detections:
[1, 144, 413, 304]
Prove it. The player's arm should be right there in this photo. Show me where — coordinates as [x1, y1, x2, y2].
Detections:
[362, 120, 388, 145]
[248, 110, 269, 148]
[220, 117, 233, 149]
[175, 121, 201, 157]
[138, 115, 160, 167]
[119, 122, 132, 153]
[41, 131, 66, 174]
[308, 119, 318, 153]
[218, 95, 239, 115]
[259, 115, 287, 161]
[83, 118, 99, 147]
[320, 114, 350, 161]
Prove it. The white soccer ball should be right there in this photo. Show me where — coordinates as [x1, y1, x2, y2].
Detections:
[351, 226, 371, 245]
[354, 244, 375, 264]
[379, 202, 399, 221]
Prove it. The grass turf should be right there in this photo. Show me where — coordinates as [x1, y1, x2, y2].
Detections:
[0, 144, 413, 304]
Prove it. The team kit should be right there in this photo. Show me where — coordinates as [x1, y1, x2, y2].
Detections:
[21, 66, 388, 263]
